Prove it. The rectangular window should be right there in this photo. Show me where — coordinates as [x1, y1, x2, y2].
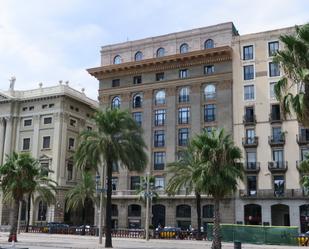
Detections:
[130, 176, 140, 190]
[22, 138, 30, 151]
[268, 41, 279, 57]
[271, 104, 281, 120]
[243, 65, 254, 80]
[301, 148, 309, 161]
[269, 62, 280, 77]
[273, 175, 284, 197]
[112, 177, 118, 191]
[300, 128, 309, 142]
[154, 109, 166, 126]
[156, 72, 165, 81]
[243, 45, 253, 60]
[112, 162, 119, 172]
[179, 69, 188, 79]
[49, 103, 54, 108]
[154, 130, 165, 147]
[87, 126, 92, 131]
[29, 106, 34, 111]
[154, 152, 165, 170]
[24, 119, 32, 126]
[132, 112, 142, 127]
[244, 106, 255, 122]
[272, 149, 284, 167]
[244, 85, 255, 100]
[245, 129, 256, 144]
[178, 107, 190, 124]
[178, 128, 189, 146]
[269, 82, 276, 99]
[67, 161, 73, 181]
[68, 138, 75, 150]
[42, 104, 48, 109]
[247, 176, 257, 196]
[204, 104, 216, 122]
[246, 151, 257, 168]
[112, 79, 120, 87]
[43, 117, 52, 124]
[272, 127, 282, 142]
[204, 65, 214, 74]
[22, 107, 28, 111]
[42, 136, 51, 149]
[133, 75, 142, 84]
[70, 119, 77, 127]
[40, 162, 49, 177]
[155, 177, 165, 190]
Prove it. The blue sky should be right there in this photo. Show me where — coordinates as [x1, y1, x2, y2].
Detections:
[0, 0, 308, 100]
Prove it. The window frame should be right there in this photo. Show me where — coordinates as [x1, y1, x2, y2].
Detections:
[243, 64, 255, 81]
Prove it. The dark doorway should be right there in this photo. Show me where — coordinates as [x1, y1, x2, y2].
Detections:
[152, 204, 165, 228]
[244, 204, 262, 225]
[271, 204, 290, 226]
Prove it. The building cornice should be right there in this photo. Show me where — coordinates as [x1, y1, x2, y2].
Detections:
[88, 46, 232, 80]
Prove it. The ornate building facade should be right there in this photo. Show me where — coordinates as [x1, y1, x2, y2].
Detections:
[0, 80, 98, 226]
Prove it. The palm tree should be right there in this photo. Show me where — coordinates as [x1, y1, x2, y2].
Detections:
[25, 169, 57, 232]
[65, 171, 98, 235]
[166, 144, 206, 240]
[192, 129, 243, 249]
[273, 23, 309, 125]
[75, 109, 147, 248]
[0, 152, 40, 242]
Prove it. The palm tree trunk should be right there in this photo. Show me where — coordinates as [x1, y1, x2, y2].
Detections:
[25, 193, 31, 233]
[82, 206, 86, 236]
[195, 192, 202, 240]
[8, 198, 19, 242]
[212, 198, 221, 249]
[105, 159, 113, 248]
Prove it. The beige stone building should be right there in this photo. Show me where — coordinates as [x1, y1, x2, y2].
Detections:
[0, 80, 98, 226]
[232, 27, 309, 232]
[88, 22, 238, 230]
[88, 22, 309, 231]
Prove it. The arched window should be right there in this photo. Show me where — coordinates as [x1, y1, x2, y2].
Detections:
[38, 200, 47, 221]
[111, 96, 121, 109]
[176, 205, 191, 218]
[179, 87, 190, 103]
[204, 84, 216, 100]
[133, 93, 143, 108]
[135, 51, 143, 61]
[128, 204, 141, 217]
[204, 39, 214, 49]
[202, 204, 214, 218]
[155, 90, 166, 105]
[113, 55, 122, 64]
[112, 204, 118, 217]
[156, 47, 165, 57]
[180, 43, 189, 54]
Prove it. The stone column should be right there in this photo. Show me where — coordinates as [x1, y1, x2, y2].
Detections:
[143, 89, 153, 173]
[289, 202, 300, 228]
[190, 84, 201, 135]
[261, 202, 271, 225]
[31, 115, 40, 158]
[166, 87, 176, 164]
[52, 113, 62, 183]
[3, 116, 13, 163]
[0, 118, 5, 164]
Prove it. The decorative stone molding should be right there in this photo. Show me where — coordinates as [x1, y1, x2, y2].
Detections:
[143, 89, 153, 99]
[166, 87, 176, 97]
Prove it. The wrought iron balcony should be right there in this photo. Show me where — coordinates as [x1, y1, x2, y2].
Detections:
[268, 135, 285, 146]
[243, 114, 256, 126]
[296, 134, 309, 145]
[242, 136, 259, 148]
[239, 188, 306, 199]
[269, 113, 282, 124]
[243, 162, 260, 173]
[268, 161, 288, 173]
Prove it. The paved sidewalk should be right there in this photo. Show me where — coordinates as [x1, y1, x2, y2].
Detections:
[0, 232, 301, 249]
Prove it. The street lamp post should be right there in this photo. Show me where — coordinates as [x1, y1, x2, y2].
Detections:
[95, 166, 105, 246]
[145, 172, 150, 241]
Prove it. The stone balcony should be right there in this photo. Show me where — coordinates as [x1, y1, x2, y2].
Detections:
[239, 188, 307, 199]
[268, 161, 288, 173]
[296, 134, 309, 146]
[242, 136, 259, 148]
[268, 135, 285, 147]
[243, 162, 260, 173]
[243, 114, 256, 126]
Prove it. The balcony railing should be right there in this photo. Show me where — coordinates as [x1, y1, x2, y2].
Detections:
[243, 114, 256, 126]
[244, 162, 260, 173]
[296, 134, 309, 145]
[268, 161, 288, 173]
[239, 188, 307, 199]
[242, 136, 259, 147]
[269, 113, 282, 123]
[268, 135, 285, 146]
